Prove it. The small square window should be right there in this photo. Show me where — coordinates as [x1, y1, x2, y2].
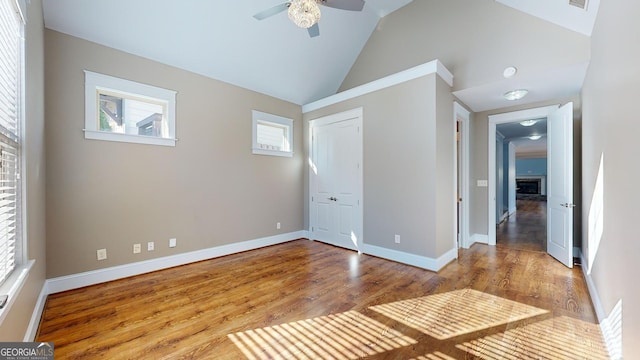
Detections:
[252, 111, 293, 157]
[85, 71, 177, 146]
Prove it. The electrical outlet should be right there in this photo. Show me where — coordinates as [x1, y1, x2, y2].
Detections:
[394, 235, 401, 244]
[147, 242, 154, 251]
[477, 180, 488, 187]
[97, 248, 107, 260]
[276, 222, 281, 230]
[133, 243, 141, 254]
[169, 238, 177, 248]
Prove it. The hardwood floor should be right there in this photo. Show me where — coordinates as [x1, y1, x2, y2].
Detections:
[496, 199, 547, 252]
[36, 239, 608, 359]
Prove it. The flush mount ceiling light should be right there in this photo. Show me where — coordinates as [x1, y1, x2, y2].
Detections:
[288, 0, 321, 28]
[520, 119, 538, 127]
[503, 66, 518, 78]
[528, 135, 542, 140]
[504, 89, 528, 101]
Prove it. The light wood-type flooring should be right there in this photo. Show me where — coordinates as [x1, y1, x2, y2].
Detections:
[497, 199, 547, 253]
[36, 239, 608, 359]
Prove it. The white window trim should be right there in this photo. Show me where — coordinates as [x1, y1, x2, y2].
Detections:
[0, 260, 34, 326]
[84, 70, 177, 147]
[0, 0, 29, 326]
[252, 110, 293, 158]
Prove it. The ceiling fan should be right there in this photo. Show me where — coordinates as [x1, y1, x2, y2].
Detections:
[253, 0, 366, 38]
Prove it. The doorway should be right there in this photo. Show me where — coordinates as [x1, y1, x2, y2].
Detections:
[488, 104, 575, 267]
[495, 119, 548, 252]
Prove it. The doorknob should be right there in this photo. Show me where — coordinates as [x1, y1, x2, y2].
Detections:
[328, 197, 338, 201]
[561, 203, 576, 208]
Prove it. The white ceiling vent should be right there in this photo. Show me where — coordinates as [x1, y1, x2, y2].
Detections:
[569, 0, 588, 10]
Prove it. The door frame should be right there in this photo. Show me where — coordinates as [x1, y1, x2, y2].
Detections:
[454, 102, 470, 248]
[487, 105, 559, 245]
[308, 107, 364, 250]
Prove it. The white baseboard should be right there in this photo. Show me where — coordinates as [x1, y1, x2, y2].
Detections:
[46, 231, 306, 294]
[361, 244, 456, 272]
[580, 254, 605, 321]
[580, 251, 621, 359]
[466, 233, 489, 249]
[24, 282, 49, 341]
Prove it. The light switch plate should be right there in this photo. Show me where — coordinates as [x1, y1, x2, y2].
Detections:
[477, 180, 488, 187]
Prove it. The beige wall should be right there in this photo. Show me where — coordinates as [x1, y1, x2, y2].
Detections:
[340, 0, 590, 93]
[0, 0, 48, 340]
[45, 30, 303, 277]
[304, 74, 454, 259]
[581, 0, 640, 356]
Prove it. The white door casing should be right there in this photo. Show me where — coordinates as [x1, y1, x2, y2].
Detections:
[454, 102, 470, 249]
[547, 102, 574, 268]
[309, 108, 363, 252]
[488, 105, 559, 246]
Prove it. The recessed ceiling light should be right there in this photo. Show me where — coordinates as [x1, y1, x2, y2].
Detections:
[503, 66, 517, 78]
[504, 89, 528, 101]
[520, 119, 538, 127]
[528, 135, 542, 140]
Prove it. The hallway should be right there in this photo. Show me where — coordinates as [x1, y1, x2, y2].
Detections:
[496, 199, 547, 252]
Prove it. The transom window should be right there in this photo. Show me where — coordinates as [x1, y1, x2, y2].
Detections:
[84, 71, 177, 146]
[252, 111, 293, 157]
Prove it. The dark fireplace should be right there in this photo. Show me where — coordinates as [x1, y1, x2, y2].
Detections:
[517, 179, 541, 195]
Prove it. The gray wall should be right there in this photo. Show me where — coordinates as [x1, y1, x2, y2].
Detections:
[0, 0, 47, 340]
[304, 74, 454, 259]
[581, 0, 640, 356]
[45, 30, 304, 277]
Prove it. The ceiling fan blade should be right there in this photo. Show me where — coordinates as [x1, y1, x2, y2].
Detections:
[319, 0, 365, 11]
[253, 3, 290, 20]
[308, 23, 320, 38]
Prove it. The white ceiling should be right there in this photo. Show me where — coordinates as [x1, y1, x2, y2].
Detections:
[452, 62, 589, 113]
[452, 0, 600, 112]
[497, 119, 548, 157]
[42, 0, 600, 109]
[42, 0, 412, 106]
[496, 0, 600, 36]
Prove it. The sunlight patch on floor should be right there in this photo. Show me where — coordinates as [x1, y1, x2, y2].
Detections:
[456, 315, 609, 360]
[410, 352, 458, 360]
[369, 289, 548, 340]
[228, 310, 416, 360]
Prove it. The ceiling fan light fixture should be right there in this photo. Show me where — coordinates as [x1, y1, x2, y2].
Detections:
[528, 135, 542, 140]
[503, 89, 528, 101]
[288, 0, 321, 29]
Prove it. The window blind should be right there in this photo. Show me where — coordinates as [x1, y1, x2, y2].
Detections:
[0, 0, 22, 285]
[257, 121, 287, 151]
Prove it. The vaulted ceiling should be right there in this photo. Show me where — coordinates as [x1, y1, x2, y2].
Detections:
[42, 0, 600, 109]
